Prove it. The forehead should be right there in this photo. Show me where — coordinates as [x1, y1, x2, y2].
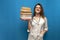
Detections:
[36, 5, 41, 8]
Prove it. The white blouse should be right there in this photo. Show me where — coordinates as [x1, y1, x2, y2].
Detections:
[28, 17, 48, 39]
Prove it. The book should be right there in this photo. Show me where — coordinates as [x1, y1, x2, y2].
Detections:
[20, 7, 32, 20]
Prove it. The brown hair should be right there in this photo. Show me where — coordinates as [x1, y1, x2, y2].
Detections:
[33, 3, 45, 18]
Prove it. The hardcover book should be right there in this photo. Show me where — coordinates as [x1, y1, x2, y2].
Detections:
[20, 7, 32, 20]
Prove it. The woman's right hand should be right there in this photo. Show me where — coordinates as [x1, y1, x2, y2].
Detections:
[27, 29, 30, 32]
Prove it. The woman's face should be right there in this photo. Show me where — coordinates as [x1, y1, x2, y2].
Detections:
[35, 5, 41, 14]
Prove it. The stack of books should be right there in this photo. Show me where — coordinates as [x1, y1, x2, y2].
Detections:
[20, 7, 32, 19]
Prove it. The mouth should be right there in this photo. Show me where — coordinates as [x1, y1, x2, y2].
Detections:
[37, 9, 39, 11]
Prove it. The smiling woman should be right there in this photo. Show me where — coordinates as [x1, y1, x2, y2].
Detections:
[27, 3, 48, 40]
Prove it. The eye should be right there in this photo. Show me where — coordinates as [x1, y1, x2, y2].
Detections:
[36, 7, 38, 8]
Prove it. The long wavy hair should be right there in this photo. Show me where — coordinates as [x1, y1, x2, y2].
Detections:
[33, 3, 45, 18]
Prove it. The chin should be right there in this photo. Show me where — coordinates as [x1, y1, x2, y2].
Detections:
[36, 12, 40, 14]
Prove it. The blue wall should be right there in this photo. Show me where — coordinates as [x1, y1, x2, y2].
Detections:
[0, 0, 60, 40]
[45, 0, 60, 40]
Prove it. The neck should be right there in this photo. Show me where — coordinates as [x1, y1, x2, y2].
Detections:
[35, 13, 40, 17]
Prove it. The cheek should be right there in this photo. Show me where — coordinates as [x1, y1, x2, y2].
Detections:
[39, 9, 41, 11]
[39, 9, 41, 12]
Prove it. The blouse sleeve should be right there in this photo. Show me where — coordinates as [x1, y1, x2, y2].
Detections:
[44, 17, 48, 31]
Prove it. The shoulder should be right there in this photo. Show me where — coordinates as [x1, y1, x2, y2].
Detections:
[44, 17, 47, 21]
[44, 17, 47, 20]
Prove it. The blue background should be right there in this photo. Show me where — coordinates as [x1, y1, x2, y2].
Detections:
[0, 0, 60, 40]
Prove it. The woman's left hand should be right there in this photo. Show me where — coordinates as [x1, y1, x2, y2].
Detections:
[40, 31, 45, 37]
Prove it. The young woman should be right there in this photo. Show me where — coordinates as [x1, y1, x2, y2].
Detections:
[27, 3, 48, 40]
